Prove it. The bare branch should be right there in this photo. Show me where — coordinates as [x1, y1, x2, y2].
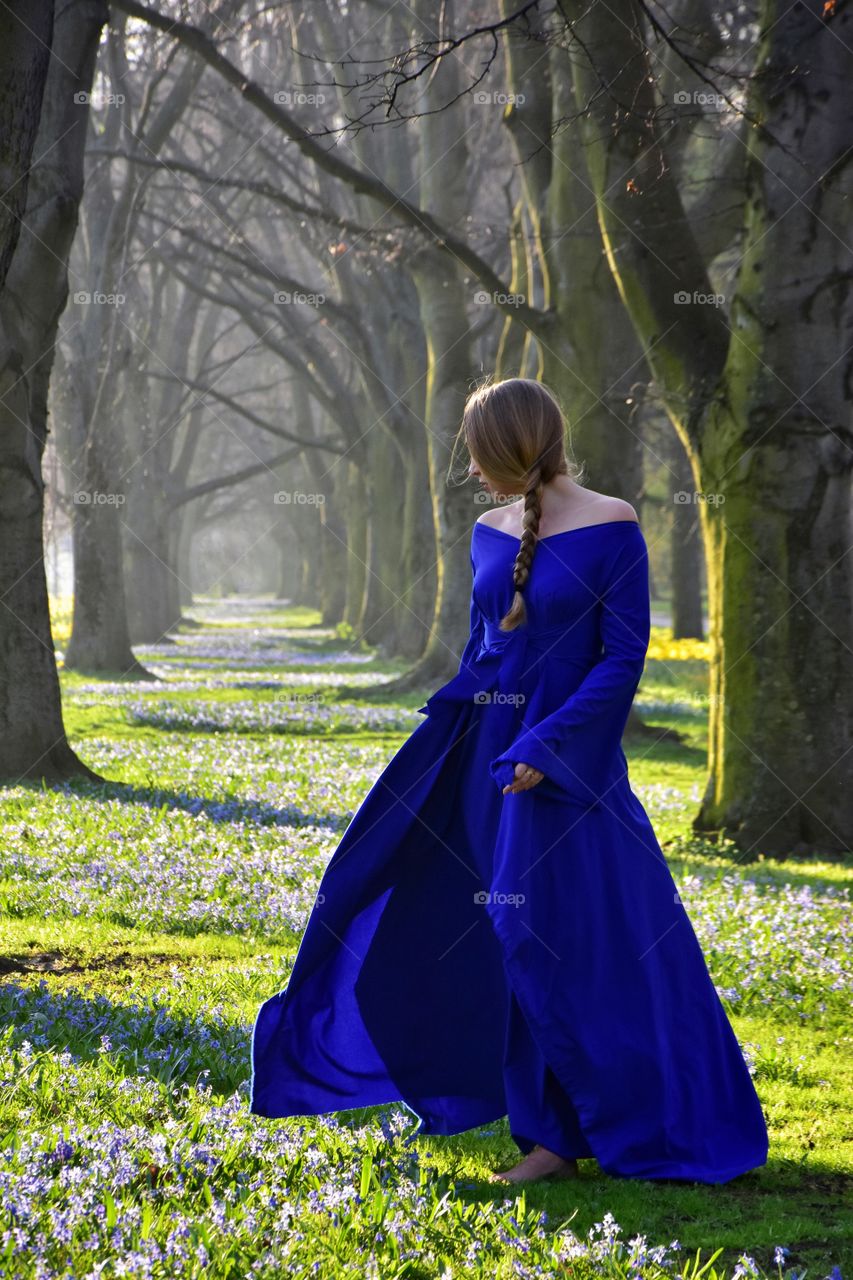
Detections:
[110, 0, 549, 333]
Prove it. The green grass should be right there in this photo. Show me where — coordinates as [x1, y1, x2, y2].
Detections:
[0, 599, 849, 1278]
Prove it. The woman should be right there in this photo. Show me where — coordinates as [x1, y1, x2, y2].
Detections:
[250, 377, 769, 1186]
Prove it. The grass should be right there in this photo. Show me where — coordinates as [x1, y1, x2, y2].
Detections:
[0, 598, 849, 1279]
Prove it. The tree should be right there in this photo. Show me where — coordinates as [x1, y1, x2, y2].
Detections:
[112, 0, 852, 854]
[562, 0, 853, 853]
[0, 0, 107, 781]
[111, 0, 530, 685]
[60, 15, 205, 670]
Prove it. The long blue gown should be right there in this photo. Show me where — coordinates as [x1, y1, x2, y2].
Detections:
[250, 518, 770, 1183]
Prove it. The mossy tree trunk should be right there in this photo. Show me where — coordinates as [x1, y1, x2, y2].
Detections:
[670, 436, 704, 641]
[566, 0, 853, 854]
[500, 7, 647, 510]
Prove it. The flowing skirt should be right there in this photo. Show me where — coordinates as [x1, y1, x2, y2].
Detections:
[250, 699, 769, 1183]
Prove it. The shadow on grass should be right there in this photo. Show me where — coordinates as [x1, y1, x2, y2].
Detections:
[625, 726, 707, 769]
[30, 777, 355, 834]
[662, 831, 853, 890]
[105, 700, 420, 736]
[415, 1129, 850, 1274]
[0, 973, 252, 1097]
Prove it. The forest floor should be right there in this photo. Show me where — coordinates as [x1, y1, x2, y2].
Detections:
[0, 597, 849, 1279]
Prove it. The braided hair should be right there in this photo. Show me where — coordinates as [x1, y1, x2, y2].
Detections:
[454, 377, 583, 631]
[507, 467, 546, 630]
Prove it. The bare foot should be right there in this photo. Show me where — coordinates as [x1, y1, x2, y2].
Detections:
[489, 1144, 579, 1184]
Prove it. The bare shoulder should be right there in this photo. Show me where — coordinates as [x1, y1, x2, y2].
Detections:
[570, 491, 639, 526]
[475, 501, 523, 531]
[473, 492, 638, 534]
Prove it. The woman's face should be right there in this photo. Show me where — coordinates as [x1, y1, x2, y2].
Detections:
[468, 454, 520, 500]
[468, 454, 490, 490]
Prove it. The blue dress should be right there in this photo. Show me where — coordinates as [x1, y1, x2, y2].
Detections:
[250, 518, 769, 1183]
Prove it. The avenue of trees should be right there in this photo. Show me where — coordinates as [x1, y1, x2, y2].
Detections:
[1, 0, 851, 857]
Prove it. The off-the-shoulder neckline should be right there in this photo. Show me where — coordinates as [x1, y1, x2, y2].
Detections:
[474, 518, 640, 545]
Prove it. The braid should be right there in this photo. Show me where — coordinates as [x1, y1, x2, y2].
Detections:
[499, 472, 544, 630]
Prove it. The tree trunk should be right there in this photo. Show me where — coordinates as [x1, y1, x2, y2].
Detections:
[123, 340, 182, 646]
[307, 17, 435, 659]
[125, 498, 182, 644]
[63, 30, 204, 666]
[0, 392, 89, 778]
[342, 461, 369, 629]
[696, 425, 852, 857]
[64, 454, 150, 674]
[376, 0, 478, 690]
[0, 0, 110, 778]
[174, 502, 195, 610]
[65, 395, 151, 668]
[565, 0, 853, 854]
[0, 3, 53, 288]
[360, 427, 406, 648]
[496, 199, 537, 378]
[275, 509, 298, 602]
[670, 435, 704, 640]
[691, 8, 853, 854]
[395, 434, 436, 658]
[295, 396, 348, 625]
[500, 12, 647, 507]
[280, 394, 343, 624]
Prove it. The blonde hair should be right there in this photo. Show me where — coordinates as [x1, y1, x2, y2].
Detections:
[451, 376, 584, 631]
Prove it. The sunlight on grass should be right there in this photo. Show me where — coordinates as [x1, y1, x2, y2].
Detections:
[2, 599, 848, 1278]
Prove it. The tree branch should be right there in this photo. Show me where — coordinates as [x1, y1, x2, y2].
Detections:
[110, 0, 550, 334]
[168, 443, 303, 509]
[147, 370, 346, 455]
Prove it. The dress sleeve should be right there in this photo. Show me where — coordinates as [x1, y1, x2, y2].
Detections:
[488, 522, 650, 809]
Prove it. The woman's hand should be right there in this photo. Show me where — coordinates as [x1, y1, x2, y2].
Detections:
[502, 762, 545, 794]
